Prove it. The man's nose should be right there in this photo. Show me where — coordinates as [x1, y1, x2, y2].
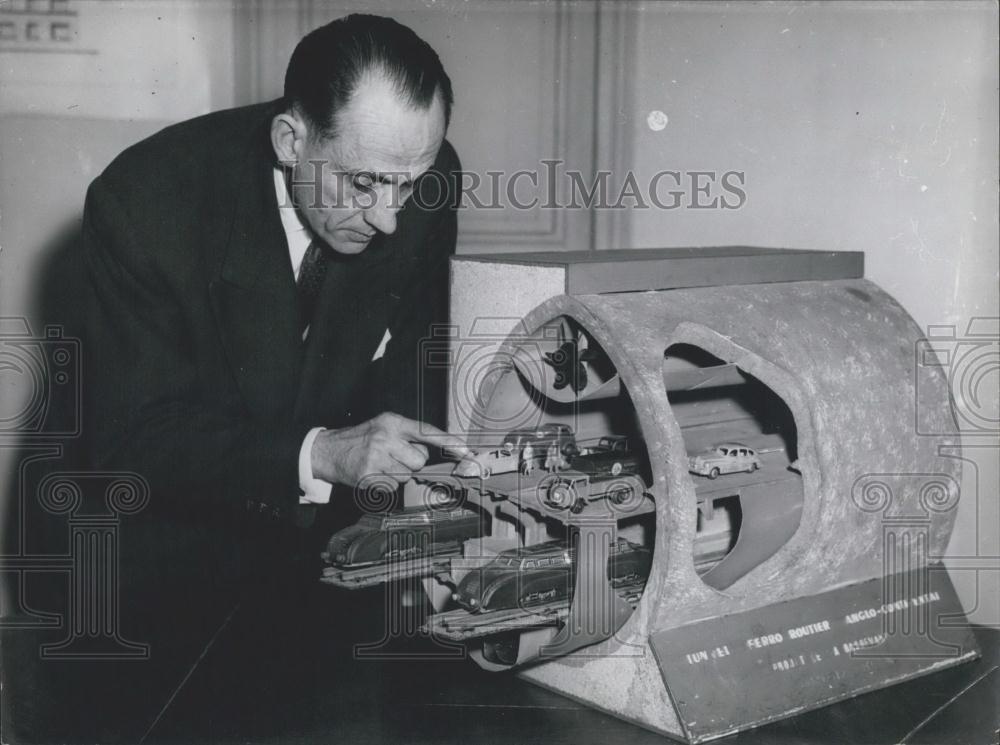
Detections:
[362, 190, 399, 235]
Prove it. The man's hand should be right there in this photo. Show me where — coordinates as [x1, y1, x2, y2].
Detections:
[310, 412, 468, 488]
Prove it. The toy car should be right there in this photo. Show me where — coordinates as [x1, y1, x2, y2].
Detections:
[569, 443, 641, 478]
[593, 435, 629, 452]
[324, 506, 482, 568]
[453, 423, 578, 478]
[688, 443, 761, 479]
[541, 472, 646, 513]
[452, 446, 520, 479]
[453, 538, 651, 613]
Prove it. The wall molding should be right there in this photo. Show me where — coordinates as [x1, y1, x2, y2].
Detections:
[592, 2, 636, 251]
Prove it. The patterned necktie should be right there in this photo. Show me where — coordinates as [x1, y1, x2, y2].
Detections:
[297, 239, 329, 333]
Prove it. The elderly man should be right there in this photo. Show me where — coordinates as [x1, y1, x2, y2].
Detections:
[7, 15, 462, 742]
[86, 14, 463, 531]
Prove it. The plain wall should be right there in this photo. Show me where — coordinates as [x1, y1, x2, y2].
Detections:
[0, 0, 236, 331]
[623, 1, 998, 623]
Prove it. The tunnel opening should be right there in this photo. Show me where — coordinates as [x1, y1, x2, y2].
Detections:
[663, 343, 803, 590]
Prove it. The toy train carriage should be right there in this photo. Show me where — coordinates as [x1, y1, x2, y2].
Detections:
[453, 538, 652, 614]
[323, 506, 483, 568]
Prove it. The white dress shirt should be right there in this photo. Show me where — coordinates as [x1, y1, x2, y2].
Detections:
[274, 168, 333, 504]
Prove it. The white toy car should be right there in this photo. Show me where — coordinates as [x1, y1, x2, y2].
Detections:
[453, 446, 520, 479]
[688, 443, 761, 479]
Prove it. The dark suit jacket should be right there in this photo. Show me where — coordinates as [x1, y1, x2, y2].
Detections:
[82, 100, 459, 564]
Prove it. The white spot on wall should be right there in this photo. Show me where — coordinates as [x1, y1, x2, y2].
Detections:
[647, 110, 668, 131]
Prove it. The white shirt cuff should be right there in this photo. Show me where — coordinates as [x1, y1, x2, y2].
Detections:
[299, 427, 333, 504]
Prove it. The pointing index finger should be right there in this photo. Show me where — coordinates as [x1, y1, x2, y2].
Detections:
[395, 417, 470, 456]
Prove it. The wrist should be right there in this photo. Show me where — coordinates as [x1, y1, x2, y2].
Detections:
[310, 427, 341, 485]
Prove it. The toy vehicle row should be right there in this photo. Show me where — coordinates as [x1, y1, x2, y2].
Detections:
[449, 424, 764, 485]
[323, 506, 483, 568]
[454, 427, 641, 482]
[454, 423, 578, 478]
[453, 538, 652, 614]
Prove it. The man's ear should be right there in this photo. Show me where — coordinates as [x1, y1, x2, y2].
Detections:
[270, 112, 306, 166]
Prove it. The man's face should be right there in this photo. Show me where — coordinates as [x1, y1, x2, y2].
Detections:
[288, 76, 447, 255]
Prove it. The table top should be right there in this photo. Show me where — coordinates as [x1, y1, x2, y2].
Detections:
[143, 576, 1000, 745]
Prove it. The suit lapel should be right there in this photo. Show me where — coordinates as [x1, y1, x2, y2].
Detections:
[209, 114, 302, 420]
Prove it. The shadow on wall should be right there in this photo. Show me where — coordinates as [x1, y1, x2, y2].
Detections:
[1, 217, 89, 571]
[1, 214, 253, 742]
[0, 216, 91, 740]
[0, 114, 166, 560]
[0, 117, 165, 740]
